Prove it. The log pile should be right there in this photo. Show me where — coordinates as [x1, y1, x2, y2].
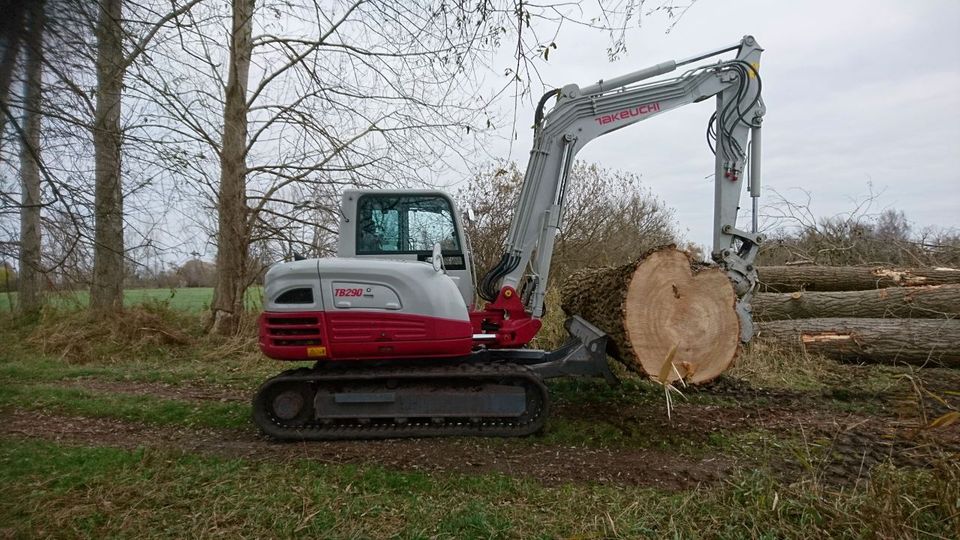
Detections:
[559, 247, 739, 384]
[754, 265, 960, 367]
[559, 249, 960, 376]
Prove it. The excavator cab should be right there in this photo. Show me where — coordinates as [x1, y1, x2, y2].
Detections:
[337, 190, 476, 308]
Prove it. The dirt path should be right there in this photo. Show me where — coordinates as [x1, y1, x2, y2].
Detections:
[0, 409, 733, 490]
[6, 371, 957, 488]
[60, 378, 246, 404]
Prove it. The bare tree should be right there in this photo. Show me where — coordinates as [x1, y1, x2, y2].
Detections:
[88, 0, 206, 311]
[209, 0, 254, 334]
[89, 0, 125, 310]
[17, 0, 45, 315]
[0, 0, 28, 145]
[108, 0, 694, 333]
[759, 186, 960, 267]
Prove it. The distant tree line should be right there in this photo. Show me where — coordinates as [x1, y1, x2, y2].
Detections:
[758, 189, 960, 267]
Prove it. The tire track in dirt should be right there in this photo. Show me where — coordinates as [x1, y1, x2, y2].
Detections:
[58, 378, 246, 404]
[15, 374, 957, 487]
[0, 409, 733, 490]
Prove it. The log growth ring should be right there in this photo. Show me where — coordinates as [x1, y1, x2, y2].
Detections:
[622, 249, 740, 384]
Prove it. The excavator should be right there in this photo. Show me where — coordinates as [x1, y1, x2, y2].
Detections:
[253, 36, 766, 440]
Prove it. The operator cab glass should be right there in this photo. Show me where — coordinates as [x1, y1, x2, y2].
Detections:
[356, 195, 464, 267]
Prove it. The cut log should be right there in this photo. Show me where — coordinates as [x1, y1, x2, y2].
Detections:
[755, 318, 960, 367]
[753, 285, 960, 321]
[757, 265, 960, 293]
[559, 246, 739, 384]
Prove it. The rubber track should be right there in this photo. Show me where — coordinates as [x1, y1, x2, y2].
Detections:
[252, 361, 550, 441]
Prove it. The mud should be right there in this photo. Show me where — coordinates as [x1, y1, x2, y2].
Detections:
[60, 378, 246, 404]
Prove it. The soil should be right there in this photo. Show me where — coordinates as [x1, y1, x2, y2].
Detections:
[60, 378, 245, 404]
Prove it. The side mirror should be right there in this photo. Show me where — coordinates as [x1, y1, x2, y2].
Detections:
[431, 243, 444, 273]
[465, 207, 476, 223]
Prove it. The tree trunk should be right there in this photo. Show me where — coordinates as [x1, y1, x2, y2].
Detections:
[755, 318, 960, 367]
[757, 265, 960, 293]
[559, 247, 740, 384]
[16, 0, 43, 315]
[0, 0, 27, 149]
[90, 0, 125, 311]
[209, 0, 254, 336]
[753, 285, 960, 321]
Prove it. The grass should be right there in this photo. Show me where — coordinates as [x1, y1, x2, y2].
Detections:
[1, 295, 958, 538]
[0, 439, 956, 539]
[0, 286, 262, 313]
[0, 383, 249, 430]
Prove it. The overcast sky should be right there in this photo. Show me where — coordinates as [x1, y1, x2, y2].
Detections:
[446, 0, 960, 250]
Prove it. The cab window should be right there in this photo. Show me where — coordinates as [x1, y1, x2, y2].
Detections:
[357, 195, 461, 254]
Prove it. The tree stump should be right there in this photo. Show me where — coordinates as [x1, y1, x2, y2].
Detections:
[559, 246, 740, 384]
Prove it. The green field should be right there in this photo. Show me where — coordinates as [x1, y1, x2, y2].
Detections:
[0, 287, 262, 313]
[0, 300, 957, 538]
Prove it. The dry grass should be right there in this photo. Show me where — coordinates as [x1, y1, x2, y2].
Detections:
[529, 287, 568, 351]
[1, 438, 956, 539]
[728, 340, 837, 390]
[18, 301, 266, 367]
[26, 304, 197, 364]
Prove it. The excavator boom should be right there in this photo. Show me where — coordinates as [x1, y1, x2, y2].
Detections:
[479, 35, 765, 341]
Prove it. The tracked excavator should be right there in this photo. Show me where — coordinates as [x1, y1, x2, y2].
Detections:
[253, 36, 767, 440]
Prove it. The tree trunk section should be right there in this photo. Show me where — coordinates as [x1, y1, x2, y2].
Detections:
[0, 0, 26, 151]
[209, 0, 254, 336]
[16, 0, 43, 315]
[90, 0, 125, 312]
[757, 265, 960, 293]
[755, 318, 960, 367]
[560, 247, 740, 384]
[753, 285, 960, 321]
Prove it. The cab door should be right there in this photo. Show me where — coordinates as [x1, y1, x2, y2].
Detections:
[338, 191, 475, 308]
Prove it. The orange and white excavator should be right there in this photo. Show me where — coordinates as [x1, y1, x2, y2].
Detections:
[253, 36, 766, 440]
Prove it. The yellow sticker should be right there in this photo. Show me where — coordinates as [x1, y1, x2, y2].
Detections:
[748, 62, 760, 79]
[306, 346, 327, 358]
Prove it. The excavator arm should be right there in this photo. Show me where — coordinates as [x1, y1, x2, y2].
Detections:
[478, 35, 766, 342]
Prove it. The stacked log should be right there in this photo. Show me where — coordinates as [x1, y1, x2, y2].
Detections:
[559, 252, 960, 376]
[756, 318, 960, 367]
[752, 285, 960, 320]
[559, 246, 740, 384]
[756, 266, 960, 292]
[753, 265, 960, 367]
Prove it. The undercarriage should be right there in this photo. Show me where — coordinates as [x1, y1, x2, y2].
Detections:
[252, 317, 616, 440]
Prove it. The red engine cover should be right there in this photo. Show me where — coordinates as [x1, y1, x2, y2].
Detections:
[259, 311, 474, 361]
